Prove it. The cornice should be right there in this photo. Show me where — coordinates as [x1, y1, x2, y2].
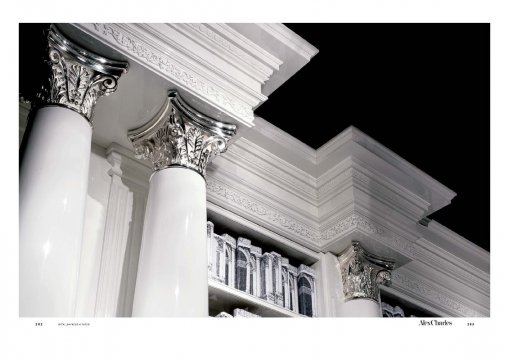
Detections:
[424, 221, 490, 273]
[321, 212, 419, 261]
[72, 23, 261, 126]
[391, 267, 488, 317]
[247, 117, 317, 166]
[225, 138, 317, 200]
[414, 237, 490, 297]
[404, 260, 489, 310]
[178, 23, 280, 83]
[255, 24, 318, 61]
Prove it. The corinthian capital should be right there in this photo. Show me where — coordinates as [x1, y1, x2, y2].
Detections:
[128, 90, 237, 179]
[338, 241, 395, 303]
[39, 25, 129, 123]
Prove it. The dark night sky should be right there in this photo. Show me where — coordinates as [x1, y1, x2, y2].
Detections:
[256, 24, 489, 251]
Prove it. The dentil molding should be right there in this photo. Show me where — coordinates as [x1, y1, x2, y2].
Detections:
[128, 90, 236, 179]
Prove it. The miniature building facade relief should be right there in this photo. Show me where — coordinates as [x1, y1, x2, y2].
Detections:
[207, 220, 316, 316]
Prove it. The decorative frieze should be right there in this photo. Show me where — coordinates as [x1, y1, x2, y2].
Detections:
[128, 90, 237, 179]
[206, 178, 321, 244]
[38, 25, 128, 123]
[85, 23, 256, 124]
[338, 241, 395, 303]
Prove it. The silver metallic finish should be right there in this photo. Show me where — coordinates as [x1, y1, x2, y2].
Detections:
[338, 241, 395, 303]
[128, 90, 237, 179]
[39, 24, 129, 123]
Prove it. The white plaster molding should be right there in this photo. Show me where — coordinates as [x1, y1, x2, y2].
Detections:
[414, 237, 490, 297]
[423, 220, 490, 273]
[225, 137, 317, 200]
[72, 23, 257, 125]
[391, 268, 488, 317]
[255, 24, 318, 61]
[403, 260, 489, 312]
[206, 176, 321, 248]
[179, 23, 280, 83]
[94, 150, 134, 317]
[320, 212, 419, 261]
[248, 117, 317, 165]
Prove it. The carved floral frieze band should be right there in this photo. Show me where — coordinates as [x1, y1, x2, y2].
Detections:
[338, 241, 395, 303]
[128, 90, 237, 178]
[37, 25, 129, 123]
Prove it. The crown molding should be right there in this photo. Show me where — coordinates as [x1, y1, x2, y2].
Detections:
[70, 23, 319, 129]
[390, 267, 488, 317]
[403, 260, 489, 311]
[71, 23, 274, 127]
[254, 24, 319, 61]
[414, 237, 490, 297]
[423, 220, 490, 273]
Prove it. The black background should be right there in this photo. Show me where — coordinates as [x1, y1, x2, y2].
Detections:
[256, 24, 490, 251]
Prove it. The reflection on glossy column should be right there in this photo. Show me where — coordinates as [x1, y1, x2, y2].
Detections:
[132, 168, 208, 316]
[20, 106, 92, 317]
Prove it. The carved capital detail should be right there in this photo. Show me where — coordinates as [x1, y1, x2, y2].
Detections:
[128, 90, 237, 178]
[338, 241, 395, 303]
[37, 25, 129, 123]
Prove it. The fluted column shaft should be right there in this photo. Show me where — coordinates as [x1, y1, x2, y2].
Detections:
[129, 90, 236, 317]
[19, 25, 128, 317]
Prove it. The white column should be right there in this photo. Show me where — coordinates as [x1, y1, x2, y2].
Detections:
[338, 299, 381, 317]
[20, 107, 91, 317]
[132, 168, 207, 316]
[19, 25, 128, 317]
[129, 90, 236, 317]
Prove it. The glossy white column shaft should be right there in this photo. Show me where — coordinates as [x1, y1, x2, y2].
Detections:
[338, 298, 381, 317]
[132, 167, 208, 317]
[20, 106, 92, 317]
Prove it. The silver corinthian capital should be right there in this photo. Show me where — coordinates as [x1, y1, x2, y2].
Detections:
[128, 90, 237, 179]
[338, 241, 395, 303]
[38, 24, 129, 123]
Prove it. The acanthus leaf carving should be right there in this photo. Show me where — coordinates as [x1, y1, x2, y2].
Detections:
[37, 25, 128, 123]
[338, 241, 395, 303]
[129, 91, 236, 179]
